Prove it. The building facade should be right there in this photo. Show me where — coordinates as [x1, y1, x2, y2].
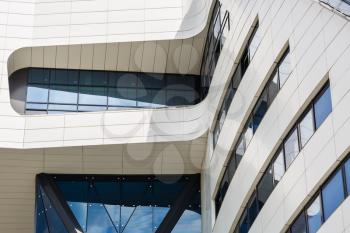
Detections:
[0, 0, 349, 232]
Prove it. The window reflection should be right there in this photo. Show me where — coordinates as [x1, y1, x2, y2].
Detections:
[306, 196, 323, 233]
[284, 128, 299, 168]
[23, 68, 200, 114]
[299, 109, 315, 147]
[314, 86, 332, 129]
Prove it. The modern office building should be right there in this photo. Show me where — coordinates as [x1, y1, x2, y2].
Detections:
[0, 0, 349, 232]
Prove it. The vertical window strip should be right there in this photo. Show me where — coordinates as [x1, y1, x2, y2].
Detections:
[229, 82, 332, 233]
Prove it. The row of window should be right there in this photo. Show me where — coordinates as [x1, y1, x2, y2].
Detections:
[200, 0, 229, 96]
[21, 68, 201, 114]
[287, 153, 350, 233]
[232, 82, 332, 233]
[214, 45, 291, 213]
[212, 20, 260, 148]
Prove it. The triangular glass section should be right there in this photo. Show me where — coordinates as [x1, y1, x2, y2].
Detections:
[39, 186, 69, 233]
[86, 203, 117, 233]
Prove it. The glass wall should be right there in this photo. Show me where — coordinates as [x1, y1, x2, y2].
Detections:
[212, 20, 260, 148]
[200, 0, 230, 96]
[36, 174, 201, 233]
[319, 0, 350, 17]
[214, 47, 291, 214]
[287, 153, 350, 233]
[19, 68, 201, 114]
[230, 82, 332, 233]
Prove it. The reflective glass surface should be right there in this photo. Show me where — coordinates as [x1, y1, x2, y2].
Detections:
[322, 170, 345, 220]
[306, 195, 323, 233]
[314, 86, 332, 129]
[21, 68, 201, 114]
[291, 212, 307, 233]
[299, 109, 315, 148]
[36, 174, 201, 233]
[284, 128, 299, 168]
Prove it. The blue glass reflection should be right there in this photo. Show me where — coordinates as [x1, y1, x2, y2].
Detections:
[314, 86, 332, 129]
[37, 175, 201, 233]
[322, 170, 345, 220]
[172, 210, 201, 233]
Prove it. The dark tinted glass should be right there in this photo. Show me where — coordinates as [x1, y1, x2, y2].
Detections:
[291, 212, 307, 233]
[247, 193, 259, 226]
[322, 169, 345, 220]
[253, 89, 268, 132]
[257, 165, 273, 209]
[239, 210, 249, 233]
[314, 86, 332, 129]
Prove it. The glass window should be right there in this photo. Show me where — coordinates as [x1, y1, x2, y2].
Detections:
[257, 165, 273, 209]
[240, 48, 250, 76]
[267, 71, 279, 106]
[272, 149, 285, 185]
[291, 212, 307, 233]
[248, 26, 260, 60]
[235, 136, 245, 165]
[49, 85, 78, 104]
[51, 70, 78, 85]
[306, 195, 323, 233]
[79, 87, 107, 105]
[252, 90, 268, 132]
[344, 158, 350, 195]
[284, 127, 300, 168]
[322, 169, 345, 220]
[299, 108, 315, 148]
[247, 193, 259, 226]
[278, 51, 291, 88]
[314, 86, 332, 129]
[108, 88, 137, 107]
[27, 85, 49, 103]
[48, 104, 77, 112]
[244, 119, 254, 147]
[239, 209, 249, 233]
[28, 68, 50, 84]
[26, 103, 47, 110]
[227, 153, 237, 181]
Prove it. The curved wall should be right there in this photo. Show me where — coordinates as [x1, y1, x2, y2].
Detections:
[201, 0, 350, 232]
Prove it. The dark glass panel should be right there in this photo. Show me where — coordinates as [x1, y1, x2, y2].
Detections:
[238, 209, 249, 233]
[227, 154, 237, 181]
[51, 69, 78, 85]
[36, 186, 50, 233]
[167, 90, 187, 106]
[108, 72, 137, 88]
[284, 127, 300, 168]
[291, 212, 307, 233]
[322, 169, 345, 220]
[240, 48, 250, 76]
[247, 193, 259, 226]
[27, 85, 49, 103]
[137, 89, 165, 107]
[80, 71, 107, 86]
[40, 187, 68, 233]
[314, 86, 332, 129]
[299, 108, 315, 148]
[252, 89, 268, 132]
[153, 207, 170, 232]
[29, 68, 50, 84]
[138, 73, 166, 89]
[257, 165, 273, 209]
[306, 195, 323, 233]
